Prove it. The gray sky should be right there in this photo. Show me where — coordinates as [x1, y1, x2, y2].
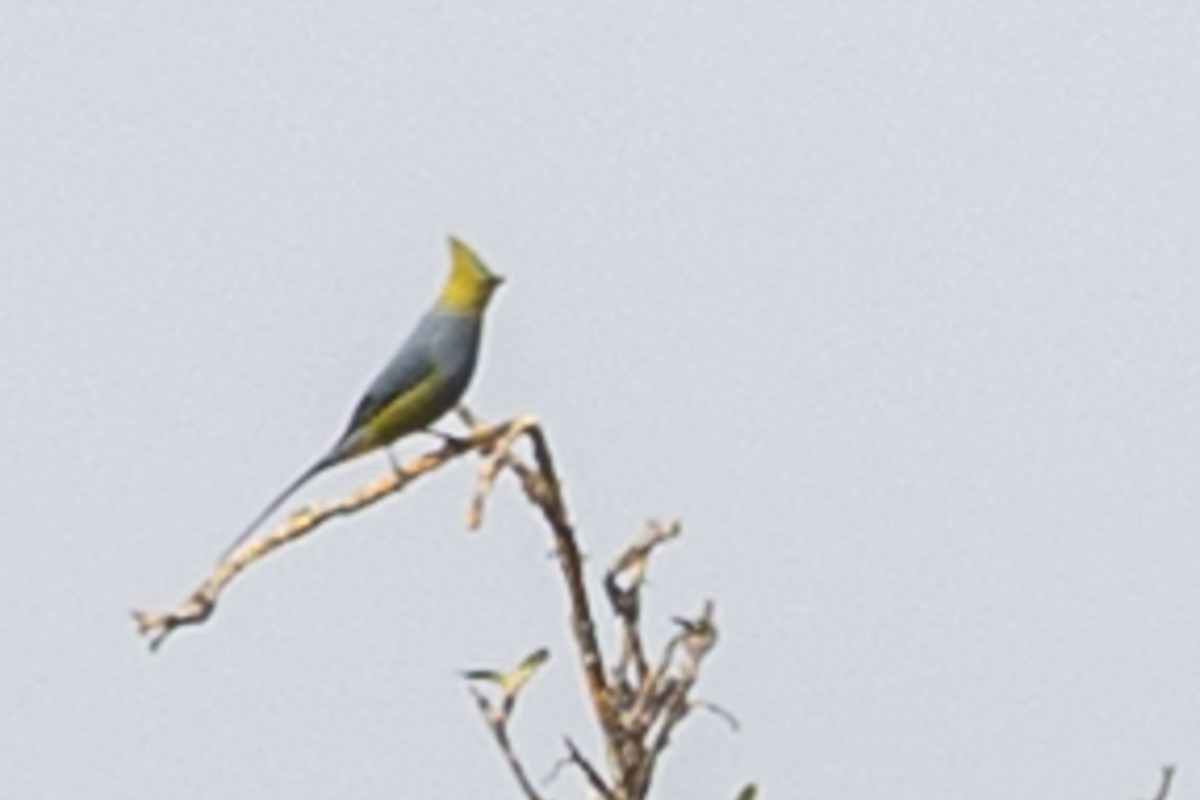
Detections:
[3, 2, 1199, 798]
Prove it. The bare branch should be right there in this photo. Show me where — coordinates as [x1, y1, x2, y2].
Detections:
[691, 699, 741, 732]
[140, 407, 736, 798]
[643, 677, 693, 770]
[467, 686, 545, 800]
[467, 415, 620, 766]
[467, 419, 527, 529]
[673, 599, 718, 670]
[606, 521, 682, 687]
[610, 520, 681, 583]
[1143, 765, 1176, 800]
[627, 634, 681, 736]
[468, 431, 730, 798]
[563, 736, 615, 800]
[623, 602, 721, 797]
[132, 420, 516, 650]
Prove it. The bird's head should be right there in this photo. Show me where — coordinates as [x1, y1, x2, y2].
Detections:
[440, 236, 504, 314]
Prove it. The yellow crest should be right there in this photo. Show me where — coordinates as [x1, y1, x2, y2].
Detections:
[441, 237, 503, 312]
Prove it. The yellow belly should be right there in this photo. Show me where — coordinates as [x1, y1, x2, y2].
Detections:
[349, 369, 451, 456]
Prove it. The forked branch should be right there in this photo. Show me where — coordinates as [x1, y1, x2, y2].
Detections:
[137, 411, 740, 798]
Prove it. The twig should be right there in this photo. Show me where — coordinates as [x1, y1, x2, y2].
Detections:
[1145, 765, 1176, 800]
[468, 416, 619, 761]
[624, 602, 720, 797]
[606, 521, 682, 685]
[692, 699, 740, 732]
[674, 600, 717, 668]
[610, 520, 681, 582]
[467, 418, 530, 530]
[541, 755, 572, 788]
[563, 736, 615, 800]
[468, 686, 545, 800]
[632, 678, 692, 795]
[132, 420, 515, 650]
[627, 633, 681, 736]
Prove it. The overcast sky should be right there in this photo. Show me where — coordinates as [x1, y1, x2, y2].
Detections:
[4, 2, 1200, 798]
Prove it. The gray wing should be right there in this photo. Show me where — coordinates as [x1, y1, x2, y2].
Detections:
[341, 315, 436, 435]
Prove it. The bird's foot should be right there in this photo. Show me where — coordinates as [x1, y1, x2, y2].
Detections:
[426, 429, 473, 452]
[385, 448, 410, 479]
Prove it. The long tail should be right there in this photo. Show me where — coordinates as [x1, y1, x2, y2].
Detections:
[217, 451, 339, 563]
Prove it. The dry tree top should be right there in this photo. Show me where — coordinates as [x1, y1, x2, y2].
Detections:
[134, 410, 746, 800]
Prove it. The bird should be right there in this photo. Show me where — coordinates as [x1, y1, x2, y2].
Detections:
[461, 647, 551, 709]
[218, 236, 504, 561]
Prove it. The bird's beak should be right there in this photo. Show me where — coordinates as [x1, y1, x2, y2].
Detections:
[492, 275, 506, 288]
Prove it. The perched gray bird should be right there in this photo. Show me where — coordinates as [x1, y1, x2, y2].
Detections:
[219, 237, 503, 560]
